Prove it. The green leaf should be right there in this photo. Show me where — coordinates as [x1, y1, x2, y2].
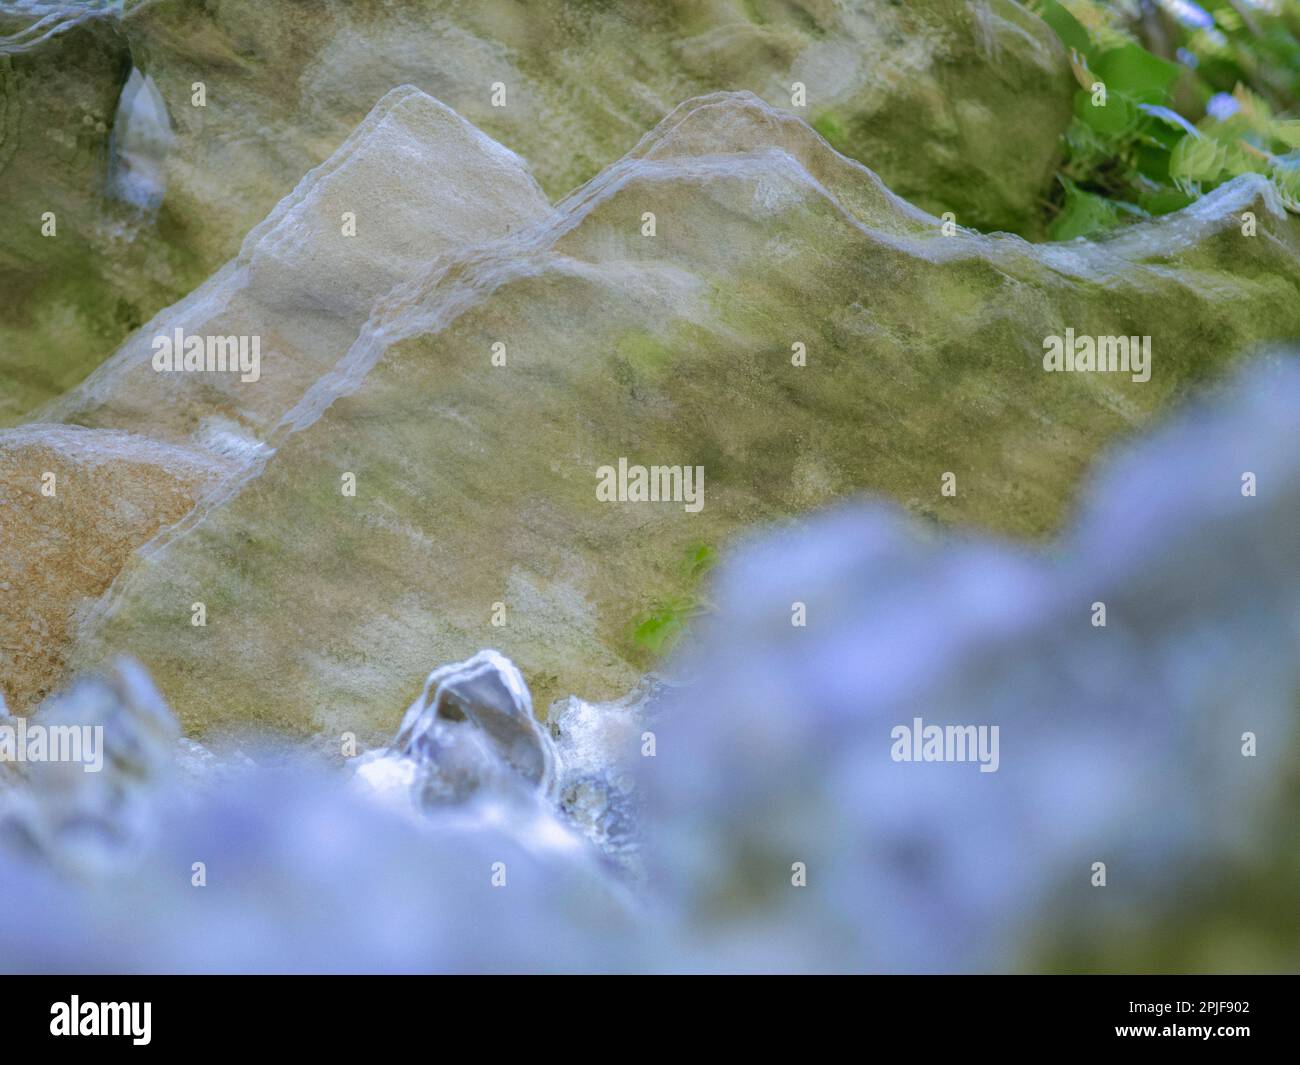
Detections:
[1226, 145, 1271, 177]
[1036, 0, 1091, 56]
[1271, 165, 1300, 211]
[1074, 89, 1136, 137]
[631, 596, 698, 655]
[1138, 186, 1194, 215]
[1049, 180, 1121, 241]
[1273, 120, 1300, 150]
[1093, 44, 1181, 105]
[1134, 142, 1173, 183]
[1169, 134, 1228, 183]
[681, 541, 717, 582]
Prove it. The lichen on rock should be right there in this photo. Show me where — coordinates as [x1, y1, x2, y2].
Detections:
[1, 0, 1077, 425]
[48, 89, 1300, 744]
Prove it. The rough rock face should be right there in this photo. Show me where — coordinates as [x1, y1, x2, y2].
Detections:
[43, 85, 553, 455]
[120, 0, 1073, 238]
[0, 0, 1073, 424]
[0, 425, 220, 711]
[47, 89, 1300, 743]
[643, 355, 1300, 972]
[0, 87, 548, 716]
[0, 6, 205, 426]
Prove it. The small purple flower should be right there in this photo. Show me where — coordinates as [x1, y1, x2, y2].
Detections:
[1207, 92, 1240, 121]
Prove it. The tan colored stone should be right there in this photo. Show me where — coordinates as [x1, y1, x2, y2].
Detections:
[0, 425, 221, 711]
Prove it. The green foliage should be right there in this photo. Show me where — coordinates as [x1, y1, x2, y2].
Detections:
[811, 110, 849, 151]
[630, 595, 702, 656]
[1051, 178, 1123, 239]
[630, 541, 718, 656]
[681, 541, 718, 581]
[1093, 41, 1182, 103]
[1032, 0, 1300, 238]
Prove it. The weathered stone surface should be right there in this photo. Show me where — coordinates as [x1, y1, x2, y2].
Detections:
[0, 6, 207, 426]
[43, 84, 552, 456]
[0, 87, 548, 717]
[0, 424, 220, 711]
[57, 91, 1300, 743]
[2, 0, 1074, 425]
[119, 0, 1073, 239]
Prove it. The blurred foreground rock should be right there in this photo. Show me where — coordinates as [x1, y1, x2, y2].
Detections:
[0, 657, 178, 876]
[643, 353, 1300, 971]
[354, 649, 558, 807]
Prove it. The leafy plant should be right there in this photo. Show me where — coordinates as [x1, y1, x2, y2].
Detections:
[1032, 0, 1300, 238]
[629, 541, 718, 656]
